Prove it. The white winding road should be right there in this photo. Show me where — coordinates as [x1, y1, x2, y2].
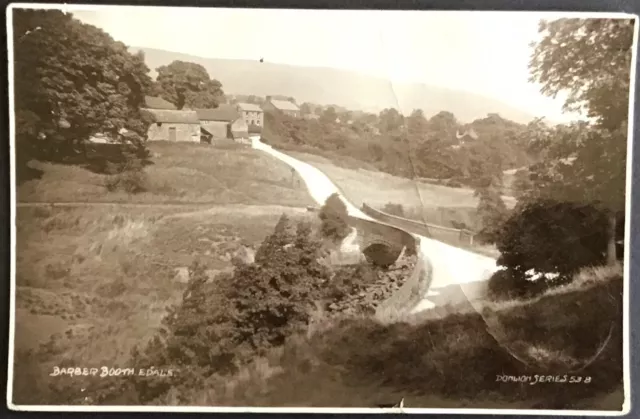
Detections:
[251, 137, 499, 313]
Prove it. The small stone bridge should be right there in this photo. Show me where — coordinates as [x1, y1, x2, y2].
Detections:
[347, 215, 418, 267]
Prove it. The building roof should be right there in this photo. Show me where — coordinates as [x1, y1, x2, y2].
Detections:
[143, 109, 199, 124]
[269, 99, 300, 112]
[196, 105, 240, 122]
[237, 102, 263, 112]
[144, 95, 177, 110]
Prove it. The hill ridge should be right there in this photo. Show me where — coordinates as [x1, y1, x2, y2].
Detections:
[132, 46, 539, 124]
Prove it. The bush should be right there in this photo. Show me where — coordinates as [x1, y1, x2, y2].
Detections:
[487, 268, 550, 300]
[122, 259, 240, 405]
[233, 216, 330, 350]
[318, 193, 350, 242]
[104, 155, 149, 194]
[108, 215, 331, 404]
[493, 199, 609, 298]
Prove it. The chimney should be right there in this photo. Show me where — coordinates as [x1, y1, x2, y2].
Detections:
[266, 95, 272, 102]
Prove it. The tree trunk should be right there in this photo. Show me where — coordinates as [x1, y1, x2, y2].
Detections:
[606, 211, 617, 265]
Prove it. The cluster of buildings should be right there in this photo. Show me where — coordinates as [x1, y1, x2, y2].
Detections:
[141, 95, 301, 144]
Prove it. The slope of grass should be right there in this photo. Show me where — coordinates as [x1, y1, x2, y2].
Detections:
[12, 204, 317, 405]
[288, 150, 517, 210]
[188, 264, 623, 411]
[18, 141, 314, 207]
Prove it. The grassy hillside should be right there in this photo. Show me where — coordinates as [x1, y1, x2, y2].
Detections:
[131, 47, 538, 124]
[12, 204, 318, 405]
[12, 141, 319, 404]
[18, 141, 314, 207]
[188, 264, 624, 410]
[291, 150, 517, 210]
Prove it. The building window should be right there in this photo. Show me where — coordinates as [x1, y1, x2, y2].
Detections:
[156, 122, 162, 127]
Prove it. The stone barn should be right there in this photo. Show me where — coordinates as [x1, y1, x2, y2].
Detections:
[196, 105, 249, 144]
[262, 96, 301, 118]
[143, 109, 201, 142]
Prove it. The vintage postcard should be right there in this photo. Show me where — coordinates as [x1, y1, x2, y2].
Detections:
[6, 3, 637, 414]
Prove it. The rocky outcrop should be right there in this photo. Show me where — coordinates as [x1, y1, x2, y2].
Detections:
[321, 253, 417, 317]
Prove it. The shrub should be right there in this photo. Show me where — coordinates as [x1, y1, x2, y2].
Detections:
[232, 216, 330, 351]
[104, 153, 149, 194]
[318, 193, 350, 242]
[487, 268, 550, 300]
[123, 259, 239, 404]
[493, 199, 609, 298]
[108, 215, 331, 404]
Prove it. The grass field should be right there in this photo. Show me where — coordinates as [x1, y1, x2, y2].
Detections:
[18, 141, 314, 207]
[289, 151, 517, 210]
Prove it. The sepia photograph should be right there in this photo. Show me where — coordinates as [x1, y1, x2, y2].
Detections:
[6, 3, 637, 414]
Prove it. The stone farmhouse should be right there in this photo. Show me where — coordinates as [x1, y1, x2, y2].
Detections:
[197, 105, 249, 144]
[262, 96, 301, 118]
[142, 96, 250, 144]
[144, 108, 201, 143]
[236, 102, 264, 129]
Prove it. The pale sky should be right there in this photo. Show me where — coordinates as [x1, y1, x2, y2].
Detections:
[31, 5, 616, 123]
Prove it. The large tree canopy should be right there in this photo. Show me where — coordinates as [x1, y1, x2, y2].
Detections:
[530, 18, 634, 131]
[523, 17, 634, 264]
[154, 61, 225, 110]
[13, 8, 153, 150]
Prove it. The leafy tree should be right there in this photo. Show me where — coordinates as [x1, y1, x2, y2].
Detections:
[378, 108, 405, 134]
[339, 110, 353, 123]
[228, 216, 329, 351]
[320, 106, 338, 124]
[120, 217, 329, 404]
[492, 199, 609, 299]
[427, 111, 458, 141]
[529, 17, 634, 264]
[531, 18, 634, 131]
[13, 8, 153, 159]
[127, 260, 238, 404]
[407, 109, 429, 140]
[154, 60, 225, 110]
[299, 102, 313, 115]
[512, 168, 532, 199]
[318, 193, 351, 242]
